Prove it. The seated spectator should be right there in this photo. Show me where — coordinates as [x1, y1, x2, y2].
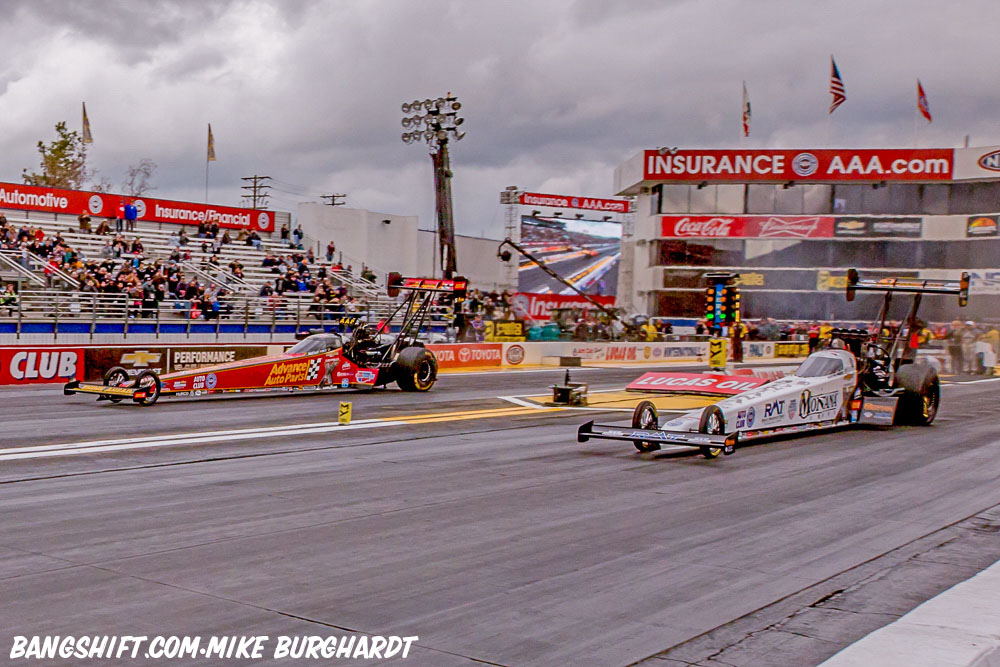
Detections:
[221, 230, 232, 245]
[0, 283, 17, 315]
[95, 218, 111, 235]
[179, 229, 190, 246]
[168, 231, 180, 247]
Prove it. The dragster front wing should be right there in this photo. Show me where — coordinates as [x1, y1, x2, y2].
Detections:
[577, 421, 738, 455]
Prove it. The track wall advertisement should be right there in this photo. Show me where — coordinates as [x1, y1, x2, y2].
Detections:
[0, 181, 274, 232]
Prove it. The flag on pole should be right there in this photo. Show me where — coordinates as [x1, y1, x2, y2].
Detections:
[917, 79, 932, 122]
[82, 102, 93, 144]
[207, 124, 216, 161]
[741, 81, 751, 137]
[829, 56, 846, 114]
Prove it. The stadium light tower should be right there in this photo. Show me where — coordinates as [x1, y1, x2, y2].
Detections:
[401, 93, 466, 279]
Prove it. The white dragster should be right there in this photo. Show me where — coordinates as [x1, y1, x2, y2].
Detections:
[578, 349, 892, 459]
[578, 269, 967, 460]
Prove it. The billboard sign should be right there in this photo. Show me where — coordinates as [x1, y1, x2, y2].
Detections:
[519, 215, 621, 296]
[967, 216, 999, 237]
[0, 181, 274, 232]
[0, 347, 84, 384]
[832, 217, 923, 237]
[519, 191, 631, 213]
[642, 149, 953, 182]
[510, 292, 615, 321]
[660, 215, 834, 239]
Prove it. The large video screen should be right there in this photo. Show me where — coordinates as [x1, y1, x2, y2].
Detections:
[518, 215, 621, 296]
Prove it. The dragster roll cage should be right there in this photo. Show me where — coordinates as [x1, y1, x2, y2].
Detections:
[846, 268, 970, 307]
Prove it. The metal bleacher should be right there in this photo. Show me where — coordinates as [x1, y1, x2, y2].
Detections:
[0, 209, 407, 336]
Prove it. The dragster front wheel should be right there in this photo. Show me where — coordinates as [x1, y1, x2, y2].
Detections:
[103, 366, 129, 403]
[133, 370, 162, 406]
[632, 400, 660, 452]
[698, 405, 726, 459]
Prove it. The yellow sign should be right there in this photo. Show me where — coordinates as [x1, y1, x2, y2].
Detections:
[709, 338, 727, 368]
[485, 320, 526, 342]
[338, 401, 352, 425]
[775, 342, 809, 357]
[737, 272, 765, 286]
[817, 270, 848, 292]
[264, 360, 310, 386]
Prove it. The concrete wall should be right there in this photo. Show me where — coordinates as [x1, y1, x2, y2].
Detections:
[298, 203, 509, 289]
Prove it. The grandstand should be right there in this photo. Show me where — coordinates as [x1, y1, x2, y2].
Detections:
[0, 208, 403, 337]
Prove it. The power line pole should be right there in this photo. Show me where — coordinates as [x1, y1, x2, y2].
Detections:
[240, 175, 271, 209]
[320, 194, 347, 206]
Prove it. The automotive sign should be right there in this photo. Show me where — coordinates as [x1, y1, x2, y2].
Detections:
[0, 181, 274, 232]
[626, 372, 767, 395]
[833, 217, 923, 237]
[642, 149, 953, 182]
[518, 192, 632, 213]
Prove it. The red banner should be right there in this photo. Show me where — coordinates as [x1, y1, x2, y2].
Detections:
[660, 215, 834, 239]
[643, 149, 953, 182]
[0, 181, 275, 232]
[0, 347, 84, 384]
[510, 292, 616, 321]
[519, 191, 632, 213]
[426, 344, 503, 369]
[626, 372, 767, 395]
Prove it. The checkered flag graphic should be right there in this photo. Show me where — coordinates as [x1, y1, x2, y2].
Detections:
[306, 358, 322, 381]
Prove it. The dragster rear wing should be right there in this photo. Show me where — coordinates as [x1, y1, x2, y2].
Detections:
[846, 268, 969, 306]
[577, 421, 738, 455]
[387, 273, 468, 298]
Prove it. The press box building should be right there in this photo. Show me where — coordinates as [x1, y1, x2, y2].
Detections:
[613, 146, 1000, 322]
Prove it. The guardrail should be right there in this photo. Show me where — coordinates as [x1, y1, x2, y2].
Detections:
[0, 290, 445, 340]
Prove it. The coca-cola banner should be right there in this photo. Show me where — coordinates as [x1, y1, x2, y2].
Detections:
[0, 181, 275, 232]
[660, 215, 834, 239]
[643, 149, 953, 182]
[510, 292, 616, 321]
[519, 192, 632, 213]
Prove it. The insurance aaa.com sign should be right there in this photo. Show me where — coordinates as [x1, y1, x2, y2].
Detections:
[0, 181, 274, 232]
[643, 149, 953, 182]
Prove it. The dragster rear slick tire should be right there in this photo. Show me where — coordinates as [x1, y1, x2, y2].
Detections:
[698, 405, 726, 459]
[395, 347, 438, 392]
[632, 400, 660, 452]
[103, 366, 129, 403]
[133, 370, 162, 406]
[895, 363, 939, 426]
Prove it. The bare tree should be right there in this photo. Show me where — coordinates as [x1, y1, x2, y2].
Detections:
[89, 170, 114, 193]
[121, 159, 157, 196]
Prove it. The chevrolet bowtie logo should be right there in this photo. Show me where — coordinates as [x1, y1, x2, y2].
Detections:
[121, 350, 162, 367]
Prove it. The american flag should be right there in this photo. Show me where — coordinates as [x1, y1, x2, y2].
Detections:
[917, 79, 932, 122]
[741, 81, 751, 137]
[829, 56, 846, 114]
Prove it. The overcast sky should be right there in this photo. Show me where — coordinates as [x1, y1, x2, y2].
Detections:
[2, 0, 998, 238]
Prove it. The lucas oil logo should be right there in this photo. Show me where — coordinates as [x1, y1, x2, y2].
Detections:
[799, 390, 838, 418]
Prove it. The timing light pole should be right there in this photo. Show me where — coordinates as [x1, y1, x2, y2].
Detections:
[401, 93, 465, 279]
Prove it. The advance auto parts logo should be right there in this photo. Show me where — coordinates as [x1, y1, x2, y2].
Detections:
[798, 390, 838, 418]
[264, 360, 310, 386]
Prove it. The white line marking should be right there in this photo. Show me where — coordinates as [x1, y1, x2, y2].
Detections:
[0, 420, 405, 461]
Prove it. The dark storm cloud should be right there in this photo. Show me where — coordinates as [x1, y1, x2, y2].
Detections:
[0, 0, 998, 237]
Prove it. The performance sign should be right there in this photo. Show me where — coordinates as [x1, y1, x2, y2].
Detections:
[626, 372, 767, 396]
[643, 149, 953, 182]
[519, 192, 632, 213]
[0, 181, 275, 232]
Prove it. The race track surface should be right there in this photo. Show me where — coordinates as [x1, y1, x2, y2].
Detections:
[2, 367, 999, 666]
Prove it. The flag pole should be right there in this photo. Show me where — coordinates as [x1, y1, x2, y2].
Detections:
[205, 157, 209, 204]
[913, 98, 919, 148]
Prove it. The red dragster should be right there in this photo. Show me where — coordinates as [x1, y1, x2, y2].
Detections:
[63, 274, 465, 405]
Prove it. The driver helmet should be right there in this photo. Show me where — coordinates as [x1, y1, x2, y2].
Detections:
[353, 324, 375, 342]
[830, 338, 847, 350]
